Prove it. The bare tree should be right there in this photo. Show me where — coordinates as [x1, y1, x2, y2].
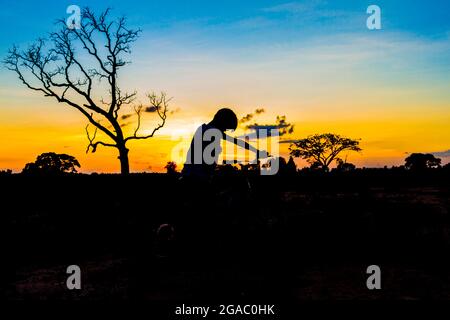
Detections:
[4, 8, 169, 174]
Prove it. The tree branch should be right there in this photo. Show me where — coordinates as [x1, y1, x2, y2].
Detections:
[125, 92, 169, 142]
[85, 124, 116, 153]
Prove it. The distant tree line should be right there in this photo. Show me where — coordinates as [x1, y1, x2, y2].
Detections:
[0, 150, 447, 177]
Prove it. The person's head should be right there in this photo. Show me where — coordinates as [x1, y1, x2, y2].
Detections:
[210, 108, 238, 132]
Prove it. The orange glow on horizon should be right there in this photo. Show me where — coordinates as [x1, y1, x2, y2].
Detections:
[1, 99, 449, 173]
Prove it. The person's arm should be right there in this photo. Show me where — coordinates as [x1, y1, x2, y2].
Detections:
[223, 134, 269, 158]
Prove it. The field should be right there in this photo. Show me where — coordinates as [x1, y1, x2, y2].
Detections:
[1, 169, 449, 307]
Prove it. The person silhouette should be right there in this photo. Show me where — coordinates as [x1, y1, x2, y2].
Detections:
[181, 108, 268, 178]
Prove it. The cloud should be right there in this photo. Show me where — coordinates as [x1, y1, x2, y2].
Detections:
[170, 108, 181, 115]
[240, 113, 254, 123]
[245, 115, 294, 136]
[263, 1, 324, 14]
[279, 139, 300, 144]
[145, 106, 161, 113]
[239, 115, 294, 140]
[230, 17, 275, 30]
[432, 149, 450, 157]
[239, 108, 265, 124]
[0, 156, 22, 162]
[261, 0, 348, 22]
[247, 124, 285, 131]
[121, 114, 132, 120]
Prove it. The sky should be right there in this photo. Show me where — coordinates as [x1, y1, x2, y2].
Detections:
[0, 0, 449, 172]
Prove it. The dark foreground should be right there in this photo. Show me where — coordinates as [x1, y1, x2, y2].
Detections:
[1, 169, 449, 312]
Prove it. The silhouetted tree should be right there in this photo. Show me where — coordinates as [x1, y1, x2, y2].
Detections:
[310, 161, 327, 171]
[259, 156, 296, 175]
[164, 161, 178, 175]
[238, 160, 260, 174]
[4, 8, 169, 174]
[286, 156, 297, 174]
[405, 153, 441, 170]
[22, 152, 80, 174]
[215, 164, 238, 175]
[0, 169, 13, 176]
[289, 133, 361, 170]
[335, 158, 356, 172]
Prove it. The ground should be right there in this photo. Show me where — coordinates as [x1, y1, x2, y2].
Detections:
[1, 169, 449, 308]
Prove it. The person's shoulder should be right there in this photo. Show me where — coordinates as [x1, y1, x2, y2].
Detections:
[202, 123, 218, 133]
[193, 123, 206, 134]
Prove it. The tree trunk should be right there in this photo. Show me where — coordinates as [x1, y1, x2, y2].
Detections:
[118, 145, 130, 175]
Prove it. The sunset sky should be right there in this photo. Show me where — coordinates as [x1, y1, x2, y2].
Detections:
[1, 0, 449, 173]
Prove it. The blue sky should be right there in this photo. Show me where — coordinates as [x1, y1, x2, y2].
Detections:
[2, 0, 448, 92]
[1, 0, 449, 118]
[0, 0, 449, 49]
[1, 1, 449, 90]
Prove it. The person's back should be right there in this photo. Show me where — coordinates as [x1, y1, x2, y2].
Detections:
[182, 108, 237, 178]
[182, 122, 221, 178]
